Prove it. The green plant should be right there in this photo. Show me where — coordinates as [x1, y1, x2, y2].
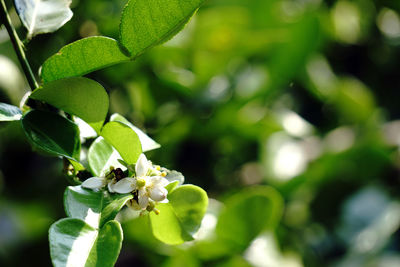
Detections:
[0, 0, 209, 265]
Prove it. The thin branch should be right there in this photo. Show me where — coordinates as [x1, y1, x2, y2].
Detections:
[0, 0, 38, 91]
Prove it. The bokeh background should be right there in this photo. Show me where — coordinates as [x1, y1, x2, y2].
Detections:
[1, 0, 400, 266]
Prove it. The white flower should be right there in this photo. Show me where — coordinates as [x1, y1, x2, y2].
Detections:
[113, 154, 169, 209]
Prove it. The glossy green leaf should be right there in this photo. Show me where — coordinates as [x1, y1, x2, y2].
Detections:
[120, 0, 204, 57]
[40, 37, 129, 83]
[101, 121, 142, 165]
[21, 110, 80, 161]
[49, 218, 122, 267]
[216, 186, 283, 250]
[0, 102, 22, 121]
[88, 137, 125, 177]
[15, 0, 73, 39]
[110, 113, 160, 152]
[86, 220, 123, 267]
[100, 193, 133, 227]
[149, 184, 208, 244]
[64, 186, 103, 228]
[30, 77, 109, 133]
[64, 186, 132, 228]
[149, 203, 193, 245]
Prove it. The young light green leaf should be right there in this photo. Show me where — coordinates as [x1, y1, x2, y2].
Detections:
[110, 113, 160, 152]
[0, 102, 22, 121]
[216, 186, 284, 250]
[64, 186, 133, 228]
[120, 0, 204, 58]
[149, 184, 208, 244]
[101, 121, 142, 165]
[30, 77, 109, 133]
[88, 137, 125, 177]
[15, 0, 73, 39]
[40, 37, 130, 83]
[21, 110, 81, 161]
[168, 184, 208, 236]
[49, 219, 123, 267]
[149, 203, 193, 245]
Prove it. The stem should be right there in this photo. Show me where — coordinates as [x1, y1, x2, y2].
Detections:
[0, 0, 38, 91]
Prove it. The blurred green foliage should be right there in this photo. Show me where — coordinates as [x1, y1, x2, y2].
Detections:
[1, 0, 400, 266]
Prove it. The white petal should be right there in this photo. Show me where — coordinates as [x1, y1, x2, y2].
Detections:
[138, 189, 149, 209]
[149, 186, 168, 202]
[135, 154, 149, 177]
[107, 180, 116, 193]
[82, 177, 106, 189]
[112, 178, 136, 194]
[149, 176, 169, 187]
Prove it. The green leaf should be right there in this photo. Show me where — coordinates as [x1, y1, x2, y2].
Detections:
[40, 37, 130, 83]
[110, 113, 161, 152]
[0, 102, 22, 121]
[64, 186, 103, 228]
[149, 184, 208, 245]
[64, 186, 133, 228]
[101, 121, 142, 165]
[88, 137, 125, 177]
[215, 186, 283, 250]
[30, 77, 109, 133]
[15, 0, 73, 39]
[49, 218, 122, 267]
[100, 193, 133, 227]
[120, 0, 204, 58]
[86, 220, 123, 267]
[21, 110, 81, 161]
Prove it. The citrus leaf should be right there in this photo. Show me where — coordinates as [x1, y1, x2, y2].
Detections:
[101, 121, 142, 165]
[0, 102, 22, 121]
[49, 218, 123, 267]
[15, 0, 73, 39]
[30, 77, 109, 133]
[21, 110, 81, 161]
[64, 186, 133, 228]
[110, 113, 160, 152]
[88, 137, 125, 177]
[40, 37, 129, 83]
[149, 184, 208, 245]
[120, 0, 204, 58]
[64, 186, 103, 228]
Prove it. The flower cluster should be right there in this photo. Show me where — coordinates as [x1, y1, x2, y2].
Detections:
[82, 154, 169, 214]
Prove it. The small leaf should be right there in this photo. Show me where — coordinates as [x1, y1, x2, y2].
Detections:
[149, 185, 208, 245]
[216, 186, 284, 250]
[101, 121, 142, 165]
[30, 77, 109, 133]
[0, 102, 22, 121]
[49, 218, 123, 267]
[110, 113, 160, 152]
[21, 110, 80, 161]
[120, 0, 204, 57]
[40, 37, 130, 83]
[88, 137, 125, 177]
[15, 0, 73, 39]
